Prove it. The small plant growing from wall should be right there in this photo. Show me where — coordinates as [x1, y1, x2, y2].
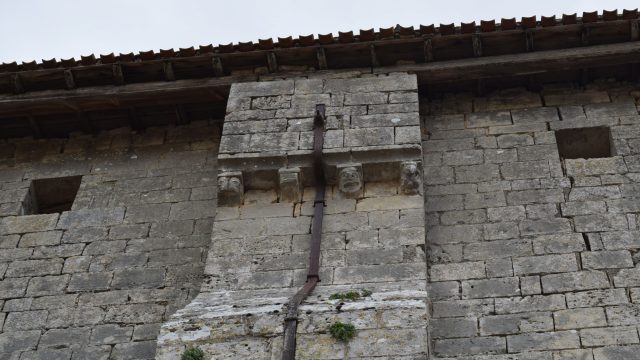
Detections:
[329, 322, 356, 342]
[329, 289, 372, 301]
[182, 346, 205, 360]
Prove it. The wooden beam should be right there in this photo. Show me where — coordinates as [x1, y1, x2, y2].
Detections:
[475, 79, 486, 96]
[472, 34, 482, 57]
[174, 105, 188, 125]
[581, 26, 591, 46]
[266, 52, 278, 73]
[527, 75, 542, 92]
[112, 64, 125, 85]
[423, 38, 434, 62]
[0, 75, 249, 117]
[63, 69, 76, 89]
[525, 31, 534, 52]
[128, 107, 142, 132]
[77, 112, 94, 135]
[1, 42, 639, 118]
[369, 44, 380, 67]
[316, 48, 328, 70]
[631, 20, 639, 41]
[375, 41, 640, 83]
[12, 74, 24, 94]
[212, 56, 225, 77]
[632, 64, 640, 83]
[163, 62, 176, 81]
[27, 116, 41, 138]
[579, 68, 589, 87]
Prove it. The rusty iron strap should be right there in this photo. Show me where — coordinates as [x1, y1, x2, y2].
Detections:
[282, 104, 326, 359]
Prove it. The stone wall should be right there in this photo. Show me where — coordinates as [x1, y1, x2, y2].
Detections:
[3, 72, 639, 360]
[0, 121, 221, 359]
[158, 73, 430, 359]
[423, 82, 640, 359]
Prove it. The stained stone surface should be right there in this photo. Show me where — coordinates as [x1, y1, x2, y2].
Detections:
[2, 73, 640, 360]
[424, 82, 640, 359]
[157, 73, 429, 359]
[0, 121, 221, 359]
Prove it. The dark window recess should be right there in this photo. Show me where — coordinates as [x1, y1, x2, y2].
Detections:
[23, 176, 82, 214]
[555, 126, 613, 159]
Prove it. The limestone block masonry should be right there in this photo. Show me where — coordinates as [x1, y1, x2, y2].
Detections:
[0, 121, 221, 359]
[157, 73, 429, 359]
[424, 83, 640, 359]
[3, 72, 640, 360]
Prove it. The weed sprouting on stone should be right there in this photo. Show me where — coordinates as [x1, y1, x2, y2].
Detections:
[329, 289, 372, 301]
[182, 346, 205, 360]
[329, 321, 356, 342]
[329, 291, 361, 301]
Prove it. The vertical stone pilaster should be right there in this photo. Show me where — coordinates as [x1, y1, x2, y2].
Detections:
[158, 73, 428, 359]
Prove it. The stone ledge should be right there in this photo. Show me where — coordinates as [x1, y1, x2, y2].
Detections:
[157, 286, 427, 360]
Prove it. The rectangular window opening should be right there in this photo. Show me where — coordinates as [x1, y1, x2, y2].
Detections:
[554, 126, 613, 159]
[23, 176, 82, 215]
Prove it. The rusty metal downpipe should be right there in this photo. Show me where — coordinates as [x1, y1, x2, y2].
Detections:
[282, 104, 326, 359]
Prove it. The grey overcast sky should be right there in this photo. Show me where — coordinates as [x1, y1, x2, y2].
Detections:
[1, 0, 638, 63]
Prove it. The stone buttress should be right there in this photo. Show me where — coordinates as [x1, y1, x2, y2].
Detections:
[157, 73, 430, 358]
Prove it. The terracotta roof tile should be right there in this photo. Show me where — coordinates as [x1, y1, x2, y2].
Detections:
[159, 49, 176, 58]
[3, 9, 638, 73]
[419, 24, 435, 35]
[80, 54, 96, 65]
[237, 41, 255, 52]
[139, 50, 155, 61]
[603, 9, 618, 21]
[100, 53, 117, 64]
[397, 25, 415, 37]
[59, 58, 76, 67]
[541, 15, 557, 27]
[460, 22, 476, 34]
[378, 27, 394, 39]
[179, 47, 196, 56]
[583, 11, 599, 23]
[118, 53, 136, 62]
[198, 45, 215, 54]
[338, 31, 354, 43]
[501, 18, 517, 30]
[439, 23, 455, 35]
[562, 13, 578, 25]
[623, 8, 638, 19]
[257, 39, 274, 50]
[41, 58, 58, 69]
[298, 34, 315, 46]
[218, 43, 234, 53]
[277, 36, 295, 48]
[359, 29, 376, 41]
[480, 20, 496, 32]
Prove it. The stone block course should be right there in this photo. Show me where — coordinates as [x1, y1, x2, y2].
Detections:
[3, 74, 640, 358]
[418, 83, 640, 359]
[0, 121, 220, 359]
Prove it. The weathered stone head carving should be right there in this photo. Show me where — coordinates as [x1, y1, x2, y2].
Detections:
[338, 165, 362, 195]
[400, 161, 422, 195]
[218, 172, 244, 206]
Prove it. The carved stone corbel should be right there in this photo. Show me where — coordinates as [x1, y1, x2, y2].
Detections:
[217, 171, 244, 206]
[337, 163, 363, 198]
[400, 161, 422, 195]
[278, 167, 302, 203]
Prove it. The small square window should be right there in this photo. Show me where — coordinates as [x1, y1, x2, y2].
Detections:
[555, 126, 613, 159]
[23, 176, 82, 214]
